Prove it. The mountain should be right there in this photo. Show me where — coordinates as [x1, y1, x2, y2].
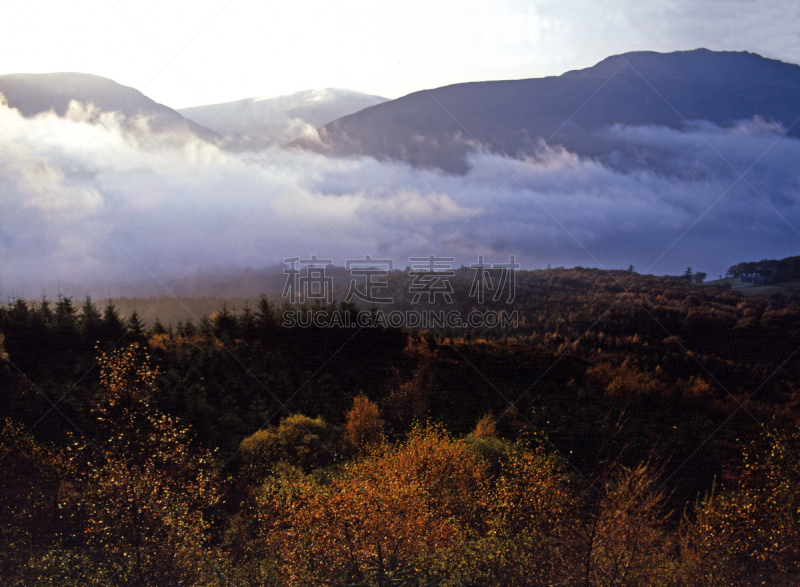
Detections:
[178, 88, 388, 150]
[0, 72, 220, 143]
[291, 49, 800, 173]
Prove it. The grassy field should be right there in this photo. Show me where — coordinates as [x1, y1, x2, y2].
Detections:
[703, 276, 800, 297]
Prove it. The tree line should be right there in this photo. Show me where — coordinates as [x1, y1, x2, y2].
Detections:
[1, 268, 799, 585]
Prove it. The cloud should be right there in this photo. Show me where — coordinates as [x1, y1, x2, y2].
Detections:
[1, 101, 799, 297]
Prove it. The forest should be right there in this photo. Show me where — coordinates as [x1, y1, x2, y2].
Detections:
[1, 267, 799, 586]
[728, 253, 800, 284]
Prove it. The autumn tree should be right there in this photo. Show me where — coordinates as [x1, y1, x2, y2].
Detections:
[256, 425, 577, 586]
[472, 413, 498, 439]
[386, 359, 434, 427]
[68, 344, 219, 586]
[257, 425, 488, 585]
[678, 430, 800, 586]
[344, 395, 384, 452]
[422, 442, 574, 587]
[238, 414, 342, 479]
[560, 463, 673, 587]
[0, 419, 67, 580]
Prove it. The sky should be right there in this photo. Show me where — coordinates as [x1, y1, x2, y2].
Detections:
[1, 0, 800, 108]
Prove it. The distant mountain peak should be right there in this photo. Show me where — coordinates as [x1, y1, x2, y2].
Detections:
[290, 49, 800, 173]
[561, 48, 799, 81]
[178, 88, 388, 150]
[0, 71, 220, 143]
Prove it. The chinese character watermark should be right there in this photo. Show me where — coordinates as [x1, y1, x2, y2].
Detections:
[408, 255, 455, 304]
[468, 254, 518, 303]
[344, 255, 394, 304]
[282, 255, 334, 303]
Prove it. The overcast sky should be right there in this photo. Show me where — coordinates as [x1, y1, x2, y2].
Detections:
[2, 0, 799, 108]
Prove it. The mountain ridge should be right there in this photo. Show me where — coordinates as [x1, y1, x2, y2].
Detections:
[177, 88, 388, 149]
[290, 48, 800, 173]
[0, 72, 221, 143]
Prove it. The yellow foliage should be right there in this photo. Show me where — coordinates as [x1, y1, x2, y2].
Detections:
[472, 413, 498, 439]
[344, 395, 384, 451]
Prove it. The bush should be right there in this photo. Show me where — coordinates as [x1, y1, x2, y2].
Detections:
[238, 414, 343, 477]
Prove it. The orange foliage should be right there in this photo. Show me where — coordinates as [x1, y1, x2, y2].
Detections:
[586, 360, 665, 399]
[256, 425, 573, 585]
[344, 395, 384, 451]
[679, 432, 800, 585]
[386, 359, 434, 426]
[472, 413, 498, 439]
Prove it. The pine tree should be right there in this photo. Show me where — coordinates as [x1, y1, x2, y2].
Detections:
[37, 295, 54, 327]
[212, 303, 238, 340]
[7, 297, 31, 329]
[101, 300, 127, 346]
[80, 295, 103, 343]
[255, 294, 277, 334]
[239, 302, 257, 341]
[150, 318, 167, 336]
[199, 315, 213, 337]
[184, 317, 196, 337]
[54, 294, 78, 331]
[127, 310, 146, 342]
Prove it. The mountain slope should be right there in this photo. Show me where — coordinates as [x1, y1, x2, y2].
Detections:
[0, 72, 220, 143]
[178, 88, 388, 150]
[291, 49, 800, 173]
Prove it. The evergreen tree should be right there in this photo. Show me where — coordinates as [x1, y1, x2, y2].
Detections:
[150, 318, 167, 336]
[54, 294, 78, 330]
[239, 302, 257, 341]
[212, 303, 238, 340]
[184, 317, 196, 337]
[255, 294, 277, 333]
[199, 315, 213, 337]
[127, 310, 146, 342]
[8, 297, 31, 328]
[101, 300, 127, 346]
[80, 295, 103, 343]
[37, 295, 54, 327]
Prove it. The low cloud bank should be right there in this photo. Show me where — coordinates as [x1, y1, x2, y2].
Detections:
[1, 100, 798, 298]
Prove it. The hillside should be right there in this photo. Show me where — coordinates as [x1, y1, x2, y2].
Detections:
[0, 72, 220, 143]
[292, 49, 800, 173]
[178, 88, 388, 149]
[2, 266, 800, 583]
